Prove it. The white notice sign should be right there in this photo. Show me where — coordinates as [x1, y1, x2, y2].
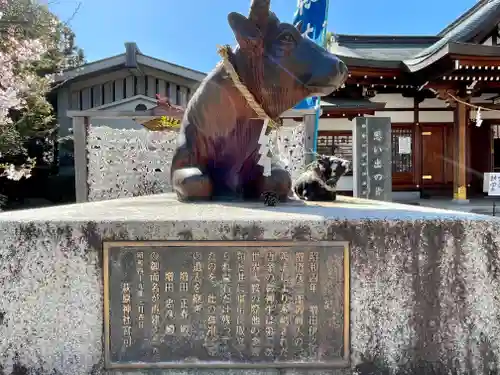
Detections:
[398, 136, 411, 154]
[488, 173, 500, 196]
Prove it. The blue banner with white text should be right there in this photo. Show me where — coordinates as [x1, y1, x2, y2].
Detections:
[292, 0, 329, 110]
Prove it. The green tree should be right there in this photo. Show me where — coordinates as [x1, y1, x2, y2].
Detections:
[0, 0, 84, 180]
[324, 31, 334, 50]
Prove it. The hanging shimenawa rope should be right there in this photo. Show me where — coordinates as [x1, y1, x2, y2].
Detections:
[216, 44, 280, 129]
[448, 92, 500, 114]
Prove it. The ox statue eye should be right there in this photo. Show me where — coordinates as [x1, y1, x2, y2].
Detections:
[278, 32, 295, 44]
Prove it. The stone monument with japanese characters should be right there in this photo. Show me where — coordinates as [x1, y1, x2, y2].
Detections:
[353, 117, 392, 201]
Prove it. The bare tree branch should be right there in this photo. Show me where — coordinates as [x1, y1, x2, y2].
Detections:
[64, 1, 81, 26]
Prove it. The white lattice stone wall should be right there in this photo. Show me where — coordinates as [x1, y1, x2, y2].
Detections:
[87, 126, 177, 201]
[275, 123, 306, 181]
[86, 124, 305, 201]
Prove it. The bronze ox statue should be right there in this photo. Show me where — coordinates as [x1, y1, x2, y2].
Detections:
[171, 0, 348, 201]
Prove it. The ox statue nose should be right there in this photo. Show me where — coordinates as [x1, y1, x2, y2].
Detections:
[322, 58, 348, 94]
[306, 54, 348, 96]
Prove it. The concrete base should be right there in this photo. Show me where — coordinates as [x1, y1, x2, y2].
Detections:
[452, 198, 471, 204]
[0, 194, 499, 375]
[392, 190, 421, 202]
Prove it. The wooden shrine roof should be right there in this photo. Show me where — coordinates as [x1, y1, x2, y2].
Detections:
[333, 0, 500, 75]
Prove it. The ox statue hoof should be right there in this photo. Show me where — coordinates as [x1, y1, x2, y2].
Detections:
[172, 167, 213, 201]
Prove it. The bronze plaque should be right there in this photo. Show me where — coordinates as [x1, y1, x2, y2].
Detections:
[103, 241, 350, 369]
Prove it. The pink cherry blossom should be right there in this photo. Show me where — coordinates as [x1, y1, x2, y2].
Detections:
[0, 37, 48, 123]
[0, 0, 56, 178]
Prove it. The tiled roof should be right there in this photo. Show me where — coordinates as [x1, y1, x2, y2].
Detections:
[412, 0, 500, 59]
[437, 0, 491, 36]
[331, 0, 500, 72]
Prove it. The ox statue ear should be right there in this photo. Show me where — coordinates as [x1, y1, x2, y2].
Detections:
[228, 12, 263, 51]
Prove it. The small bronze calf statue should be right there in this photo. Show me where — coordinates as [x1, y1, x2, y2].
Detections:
[293, 155, 351, 201]
[171, 0, 348, 201]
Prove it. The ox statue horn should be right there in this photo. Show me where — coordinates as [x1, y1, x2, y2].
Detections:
[249, 0, 270, 30]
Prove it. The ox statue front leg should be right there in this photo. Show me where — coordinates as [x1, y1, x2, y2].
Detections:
[171, 146, 213, 201]
[172, 167, 213, 201]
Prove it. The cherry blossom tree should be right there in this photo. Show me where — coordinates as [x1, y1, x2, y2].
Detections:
[0, 0, 84, 181]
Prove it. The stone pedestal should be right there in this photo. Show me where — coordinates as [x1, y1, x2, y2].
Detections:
[1, 194, 500, 375]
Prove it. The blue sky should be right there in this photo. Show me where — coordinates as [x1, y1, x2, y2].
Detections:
[49, 0, 477, 73]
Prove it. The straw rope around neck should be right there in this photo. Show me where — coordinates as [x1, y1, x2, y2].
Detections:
[217, 44, 280, 129]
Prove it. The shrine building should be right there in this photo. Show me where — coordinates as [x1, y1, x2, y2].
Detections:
[318, 0, 500, 201]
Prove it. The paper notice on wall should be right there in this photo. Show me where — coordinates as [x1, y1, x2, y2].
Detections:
[398, 136, 411, 154]
[488, 173, 500, 196]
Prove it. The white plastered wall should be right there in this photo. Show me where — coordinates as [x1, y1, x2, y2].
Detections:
[470, 109, 500, 120]
[418, 98, 454, 122]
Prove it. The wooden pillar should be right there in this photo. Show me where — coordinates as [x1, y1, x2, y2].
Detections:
[454, 100, 468, 202]
[413, 97, 422, 189]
